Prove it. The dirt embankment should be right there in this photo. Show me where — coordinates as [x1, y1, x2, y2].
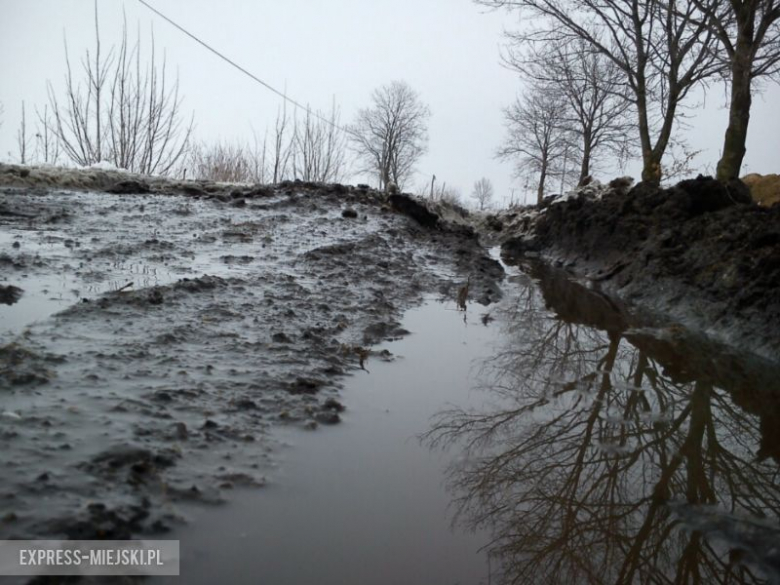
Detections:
[498, 176, 780, 359]
[0, 163, 503, 541]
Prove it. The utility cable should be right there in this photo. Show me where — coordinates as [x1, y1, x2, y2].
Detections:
[134, 0, 352, 135]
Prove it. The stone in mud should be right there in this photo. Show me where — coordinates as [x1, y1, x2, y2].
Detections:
[288, 377, 324, 395]
[105, 180, 151, 194]
[362, 321, 410, 345]
[45, 501, 152, 540]
[182, 184, 208, 197]
[272, 332, 292, 343]
[172, 422, 189, 440]
[233, 398, 258, 410]
[86, 445, 178, 473]
[173, 275, 226, 293]
[0, 284, 22, 305]
[147, 289, 164, 305]
[342, 208, 358, 218]
[246, 185, 274, 198]
[388, 193, 439, 227]
[0, 344, 56, 387]
[485, 214, 504, 232]
[314, 411, 341, 425]
[322, 398, 345, 412]
[216, 472, 265, 488]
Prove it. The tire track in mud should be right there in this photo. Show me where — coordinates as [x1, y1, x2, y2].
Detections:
[0, 182, 503, 541]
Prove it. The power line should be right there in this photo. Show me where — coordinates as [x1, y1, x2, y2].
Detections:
[134, 0, 351, 135]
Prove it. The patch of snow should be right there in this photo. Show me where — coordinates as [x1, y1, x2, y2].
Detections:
[551, 179, 609, 205]
[84, 160, 129, 173]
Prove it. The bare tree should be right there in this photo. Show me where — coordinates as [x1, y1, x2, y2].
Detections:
[188, 142, 255, 183]
[46, 2, 192, 175]
[512, 38, 635, 183]
[267, 104, 293, 183]
[498, 83, 570, 205]
[480, 0, 721, 184]
[689, 1, 780, 180]
[291, 101, 348, 183]
[34, 105, 61, 165]
[16, 102, 30, 165]
[471, 177, 495, 210]
[350, 81, 430, 191]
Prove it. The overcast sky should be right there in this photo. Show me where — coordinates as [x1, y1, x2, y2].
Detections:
[1, 0, 779, 205]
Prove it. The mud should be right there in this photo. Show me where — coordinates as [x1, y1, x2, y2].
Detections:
[0, 166, 503, 544]
[499, 176, 780, 359]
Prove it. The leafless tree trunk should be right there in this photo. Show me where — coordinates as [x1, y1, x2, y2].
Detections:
[498, 83, 570, 205]
[34, 105, 61, 164]
[16, 102, 30, 165]
[350, 81, 431, 191]
[271, 104, 293, 183]
[480, 0, 721, 184]
[471, 177, 495, 210]
[690, 0, 780, 180]
[45, 1, 192, 175]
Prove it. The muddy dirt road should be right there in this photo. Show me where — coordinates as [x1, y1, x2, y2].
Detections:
[0, 174, 503, 543]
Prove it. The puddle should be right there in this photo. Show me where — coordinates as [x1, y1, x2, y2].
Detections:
[161, 261, 780, 585]
[158, 299, 498, 585]
[425, 261, 780, 584]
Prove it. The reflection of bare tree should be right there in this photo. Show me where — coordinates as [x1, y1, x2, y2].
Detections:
[428, 267, 780, 584]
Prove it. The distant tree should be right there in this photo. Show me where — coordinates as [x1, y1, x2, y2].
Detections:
[471, 177, 495, 210]
[33, 105, 61, 165]
[291, 101, 348, 183]
[188, 141, 259, 183]
[511, 38, 634, 184]
[16, 102, 30, 165]
[479, 0, 721, 184]
[188, 99, 348, 185]
[690, 0, 780, 180]
[498, 83, 570, 205]
[350, 81, 430, 191]
[46, 1, 192, 175]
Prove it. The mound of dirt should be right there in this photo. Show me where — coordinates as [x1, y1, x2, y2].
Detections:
[743, 173, 780, 207]
[500, 175, 780, 358]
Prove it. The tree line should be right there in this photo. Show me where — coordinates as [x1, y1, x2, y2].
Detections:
[5, 3, 439, 197]
[487, 0, 780, 204]
[8, 1, 776, 208]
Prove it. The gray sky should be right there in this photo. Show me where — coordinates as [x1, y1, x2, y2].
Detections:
[1, 0, 778, 206]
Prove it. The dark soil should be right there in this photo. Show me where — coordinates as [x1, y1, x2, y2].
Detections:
[500, 176, 780, 359]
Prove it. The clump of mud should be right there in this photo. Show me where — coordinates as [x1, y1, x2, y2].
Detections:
[500, 175, 780, 358]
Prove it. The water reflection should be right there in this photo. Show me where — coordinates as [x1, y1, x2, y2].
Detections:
[427, 263, 780, 584]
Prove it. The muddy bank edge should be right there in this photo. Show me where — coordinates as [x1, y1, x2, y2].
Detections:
[496, 175, 780, 360]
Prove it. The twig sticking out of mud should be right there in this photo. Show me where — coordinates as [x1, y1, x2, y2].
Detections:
[340, 344, 371, 373]
[116, 281, 134, 292]
[456, 276, 470, 311]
